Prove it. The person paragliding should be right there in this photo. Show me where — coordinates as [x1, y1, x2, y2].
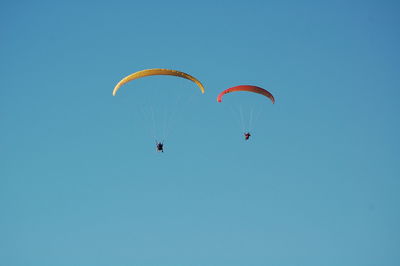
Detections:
[112, 68, 206, 153]
[217, 85, 275, 141]
[156, 141, 164, 152]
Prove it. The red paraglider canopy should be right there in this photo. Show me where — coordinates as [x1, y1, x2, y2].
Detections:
[217, 85, 275, 104]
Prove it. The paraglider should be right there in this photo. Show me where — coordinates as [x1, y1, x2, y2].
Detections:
[217, 85, 275, 141]
[217, 85, 275, 104]
[112, 68, 205, 96]
[113, 68, 205, 152]
[156, 141, 164, 153]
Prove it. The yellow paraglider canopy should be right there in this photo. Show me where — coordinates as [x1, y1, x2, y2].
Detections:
[112, 68, 205, 96]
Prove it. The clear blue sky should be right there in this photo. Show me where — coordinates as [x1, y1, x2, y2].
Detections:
[1, 0, 399, 265]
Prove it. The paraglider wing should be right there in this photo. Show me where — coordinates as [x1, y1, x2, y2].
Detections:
[217, 85, 275, 104]
[112, 68, 205, 96]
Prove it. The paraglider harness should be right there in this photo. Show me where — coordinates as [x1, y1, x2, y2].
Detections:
[244, 132, 251, 140]
[156, 141, 164, 152]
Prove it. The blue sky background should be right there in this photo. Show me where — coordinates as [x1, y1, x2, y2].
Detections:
[1, 0, 399, 265]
